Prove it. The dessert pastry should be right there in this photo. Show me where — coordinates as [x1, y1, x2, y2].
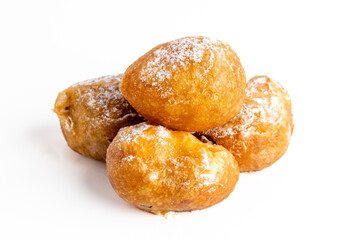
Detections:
[106, 123, 239, 214]
[54, 74, 144, 161]
[201, 76, 294, 172]
[121, 36, 246, 132]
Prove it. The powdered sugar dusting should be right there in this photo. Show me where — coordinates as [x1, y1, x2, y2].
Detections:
[70, 74, 134, 131]
[201, 174, 217, 186]
[58, 75, 130, 135]
[70, 74, 123, 87]
[156, 126, 171, 139]
[201, 152, 210, 167]
[123, 155, 135, 162]
[116, 123, 174, 148]
[117, 122, 151, 143]
[148, 172, 159, 181]
[71, 74, 122, 87]
[203, 76, 290, 140]
[140, 37, 231, 97]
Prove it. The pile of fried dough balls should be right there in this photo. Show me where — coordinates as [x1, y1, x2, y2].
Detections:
[54, 36, 294, 215]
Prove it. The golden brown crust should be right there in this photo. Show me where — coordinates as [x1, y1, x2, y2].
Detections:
[202, 76, 294, 172]
[53, 74, 144, 161]
[106, 123, 239, 214]
[121, 36, 246, 132]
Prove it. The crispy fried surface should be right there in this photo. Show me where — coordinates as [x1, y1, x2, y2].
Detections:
[202, 76, 294, 172]
[121, 36, 246, 132]
[54, 74, 144, 161]
[106, 123, 239, 214]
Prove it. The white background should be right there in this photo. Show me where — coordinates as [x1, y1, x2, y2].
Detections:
[1, 0, 359, 239]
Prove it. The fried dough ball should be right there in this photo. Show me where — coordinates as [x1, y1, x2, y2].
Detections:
[106, 123, 239, 214]
[54, 75, 144, 161]
[201, 76, 294, 172]
[121, 36, 246, 132]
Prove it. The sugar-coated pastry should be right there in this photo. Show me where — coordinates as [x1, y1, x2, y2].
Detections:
[201, 76, 294, 172]
[106, 123, 239, 214]
[121, 36, 246, 132]
[54, 74, 144, 161]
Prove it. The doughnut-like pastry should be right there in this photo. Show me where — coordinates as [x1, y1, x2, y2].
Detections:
[54, 74, 144, 161]
[201, 76, 294, 172]
[121, 36, 246, 132]
[106, 123, 239, 214]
